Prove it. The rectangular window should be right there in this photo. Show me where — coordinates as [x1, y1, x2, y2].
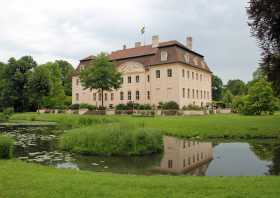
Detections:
[136, 75, 140, 83]
[183, 88, 185, 98]
[187, 71, 190, 79]
[192, 72, 194, 79]
[128, 76, 132, 83]
[120, 92, 124, 100]
[204, 91, 206, 99]
[182, 69, 185, 78]
[192, 89, 195, 98]
[111, 93, 114, 101]
[200, 90, 203, 99]
[196, 73, 198, 80]
[183, 159, 186, 168]
[200, 74, 202, 81]
[147, 91, 150, 100]
[128, 91, 131, 100]
[104, 93, 108, 101]
[93, 93, 96, 101]
[156, 70, 160, 78]
[136, 91, 140, 100]
[120, 77, 124, 84]
[167, 69, 172, 77]
[196, 90, 199, 99]
[188, 157, 191, 165]
[147, 75, 150, 82]
[187, 89, 190, 98]
[76, 79, 79, 86]
[168, 160, 173, 169]
[75, 93, 79, 101]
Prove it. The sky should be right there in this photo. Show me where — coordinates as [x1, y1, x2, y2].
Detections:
[0, 0, 261, 83]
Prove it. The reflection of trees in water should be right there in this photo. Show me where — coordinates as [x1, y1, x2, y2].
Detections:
[249, 141, 280, 175]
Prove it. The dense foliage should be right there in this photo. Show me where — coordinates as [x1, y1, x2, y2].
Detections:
[247, 0, 280, 96]
[80, 53, 122, 107]
[0, 135, 14, 159]
[0, 56, 74, 112]
[232, 78, 278, 115]
[60, 124, 163, 156]
[158, 101, 179, 110]
[115, 102, 152, 110]
[226, 79, 247, 96]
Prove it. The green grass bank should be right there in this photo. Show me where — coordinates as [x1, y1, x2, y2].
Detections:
[60, 124, 163, 155]
[11, 113, 280, 138]
[0, 135, 14, 159]
[0, 160, 279, 198]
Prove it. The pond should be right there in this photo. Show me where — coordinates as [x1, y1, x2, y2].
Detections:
[1, 126, 279, 176]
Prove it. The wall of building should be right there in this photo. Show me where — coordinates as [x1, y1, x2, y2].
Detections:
[72, 62, 212, 108]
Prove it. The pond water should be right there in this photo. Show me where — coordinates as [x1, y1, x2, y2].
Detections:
[1, 126, 279, 176]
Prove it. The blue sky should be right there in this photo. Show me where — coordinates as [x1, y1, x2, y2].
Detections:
[0, 0, 260, 83]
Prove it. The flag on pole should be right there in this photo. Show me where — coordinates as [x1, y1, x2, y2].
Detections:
[140, 26, 145, 35]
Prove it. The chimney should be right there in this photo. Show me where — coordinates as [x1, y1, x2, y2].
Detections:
[123, 45, 127, 50]
[186, 36, 193, 50]
[152, 35, 159, 48]
[135, 42, 141, 48]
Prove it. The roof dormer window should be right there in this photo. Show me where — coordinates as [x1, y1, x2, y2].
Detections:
[161, 51, 168, 61]
[193, 58, 198, 66]
[184, 53, 190, 64]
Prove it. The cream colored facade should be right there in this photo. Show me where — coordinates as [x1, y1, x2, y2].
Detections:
[72, 37, 212, 108]
[155, 136, 213, 175]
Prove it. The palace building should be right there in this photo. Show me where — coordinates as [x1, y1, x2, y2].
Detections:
[72, 35, 212, 108]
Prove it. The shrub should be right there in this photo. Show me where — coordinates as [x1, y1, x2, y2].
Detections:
[0, 107, 14, 122]
[69, 104, 80, 110]
[79, 103, 97, 110]
[182, 104, 203, 111]
[0, 135, 14, 159]
[239, 79, 278, 115]
[115, 103, 152, 111]
[60, 124, 163, 156]
[161, 101, 179, 110]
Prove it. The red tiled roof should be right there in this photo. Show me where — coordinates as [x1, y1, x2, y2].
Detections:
[73, 40, 211, 76]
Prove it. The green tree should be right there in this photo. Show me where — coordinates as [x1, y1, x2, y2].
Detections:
[241, 78, 277, 115]
[247, 0, 280, 96]
[1, 56, 37, 112]
[80, 53, 122, 107]
[41, 62, 66, 109]
[226, 79, 247, 96]
[222, 90, 233, 108]
[55, 60, 74, 96]
[212, 75, 223, 101]
[28, 66, 52, 110]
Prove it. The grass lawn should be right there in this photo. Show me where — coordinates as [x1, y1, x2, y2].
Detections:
[0, 160, 279, 198]
[11, 113, 280, 138]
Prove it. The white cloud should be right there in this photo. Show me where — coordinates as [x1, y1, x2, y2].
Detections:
[0, 0, 261, 83]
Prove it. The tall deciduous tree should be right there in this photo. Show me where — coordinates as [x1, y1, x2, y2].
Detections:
[80, 53, 122, 107]
[41, 62, 66, 109]
[28, 66, 52, 110]
[226, 79, 247, 96]
[247, 0, 280, 96]
[55, 60, 74, 96]
[1, 56, 37, 112]
[212, 75, 223, 101]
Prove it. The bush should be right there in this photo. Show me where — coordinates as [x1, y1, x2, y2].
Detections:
[161, 101, 179, 110]
[0, 107, 14, 122]
[79, 103, 97, 110]
[115, 103, 152, 111]
[182, 104, 203, 111]
[0, 135, 14, 159]
[69, 104, 80, 110]
[235, 79, 278, 115]
[60, 124, 163, 156]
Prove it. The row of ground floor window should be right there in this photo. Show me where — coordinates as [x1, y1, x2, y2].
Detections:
[75, 89, 210, 102]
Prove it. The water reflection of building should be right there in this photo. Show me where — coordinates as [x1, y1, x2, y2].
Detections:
[155, 136, 213, 175]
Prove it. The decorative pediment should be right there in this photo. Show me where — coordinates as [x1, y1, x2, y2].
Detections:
[118, 61, 145, 74]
